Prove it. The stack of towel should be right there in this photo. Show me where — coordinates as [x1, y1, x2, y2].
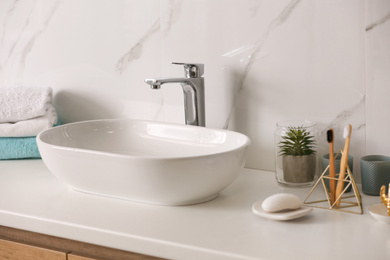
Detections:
[0, 87, 58, 159]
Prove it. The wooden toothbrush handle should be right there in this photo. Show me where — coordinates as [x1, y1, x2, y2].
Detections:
[335, 140, 350, 207]
[329, 147, 336, 204]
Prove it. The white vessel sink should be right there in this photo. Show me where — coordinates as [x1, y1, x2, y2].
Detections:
[37, 119, 250, 206]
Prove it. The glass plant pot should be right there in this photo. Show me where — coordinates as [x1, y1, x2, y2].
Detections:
[274, 120, 318, 187]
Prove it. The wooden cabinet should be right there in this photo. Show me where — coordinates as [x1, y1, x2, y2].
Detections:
[0, 238, 68, 260]
[0, 226, 163, 260]
[68, 253, 96, 260]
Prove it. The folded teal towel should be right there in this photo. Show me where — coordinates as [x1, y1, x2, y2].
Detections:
[0, 136, 40, 159]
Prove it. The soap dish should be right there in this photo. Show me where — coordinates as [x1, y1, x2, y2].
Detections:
[252, 201, 313, 221]
[369, 204, 390, 224]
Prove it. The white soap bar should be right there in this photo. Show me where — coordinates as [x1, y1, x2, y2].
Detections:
[261, 193, 302, 212]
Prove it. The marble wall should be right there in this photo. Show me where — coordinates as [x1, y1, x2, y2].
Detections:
[1, 0, 389, 181]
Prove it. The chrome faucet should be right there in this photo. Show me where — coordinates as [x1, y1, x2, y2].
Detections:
[144, 62, 205, 127]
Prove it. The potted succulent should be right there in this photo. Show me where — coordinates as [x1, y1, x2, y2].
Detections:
[279, 126, 316, 183]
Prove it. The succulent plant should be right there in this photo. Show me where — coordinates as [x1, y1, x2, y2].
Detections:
[279, 126, 316, 156]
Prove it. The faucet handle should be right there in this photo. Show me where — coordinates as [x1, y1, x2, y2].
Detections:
[172, 62, 204, 78]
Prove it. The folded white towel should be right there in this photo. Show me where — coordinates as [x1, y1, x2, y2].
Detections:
[0, 87, 53, 123]
[0, 104, 58, 137]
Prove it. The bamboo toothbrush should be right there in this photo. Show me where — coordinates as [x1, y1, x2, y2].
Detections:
[335, 124, 352, 207]
[327, 129, 336, 205]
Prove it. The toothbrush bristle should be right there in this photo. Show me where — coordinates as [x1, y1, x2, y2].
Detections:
[327, 129, 333, 143]
[343, 125, 350, 139]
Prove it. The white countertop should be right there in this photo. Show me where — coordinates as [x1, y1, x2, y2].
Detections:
[0, 160, 388, 260]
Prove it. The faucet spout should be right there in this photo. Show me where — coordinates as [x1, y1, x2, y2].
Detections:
[144, 79, 161, 89]
[144, 63, 205, 127]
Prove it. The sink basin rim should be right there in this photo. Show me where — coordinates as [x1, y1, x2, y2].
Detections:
[37, 119, 251, 160]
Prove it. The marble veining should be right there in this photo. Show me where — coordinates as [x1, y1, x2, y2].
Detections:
[116, 1, 183, 74]
[237, 0, 301, 89]
[366, 11, 390, 31]
[116, 19, 160, 74]
[0, 0, 61, 85]
[317, 95, 366, 175]
[161, 0, 183, 37]
[223, 0, 301, 130]
[323, 95, 366, 133]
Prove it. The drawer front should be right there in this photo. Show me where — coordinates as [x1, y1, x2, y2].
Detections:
[0, 238, 67, 260]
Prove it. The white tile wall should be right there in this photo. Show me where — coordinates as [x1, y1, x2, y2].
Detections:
[366, 0, 390, 157]
[1, 0, 389, 181]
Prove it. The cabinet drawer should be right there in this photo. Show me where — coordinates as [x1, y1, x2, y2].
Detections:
[0, 238, 67, 260]
[68, 253, 97, 260]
